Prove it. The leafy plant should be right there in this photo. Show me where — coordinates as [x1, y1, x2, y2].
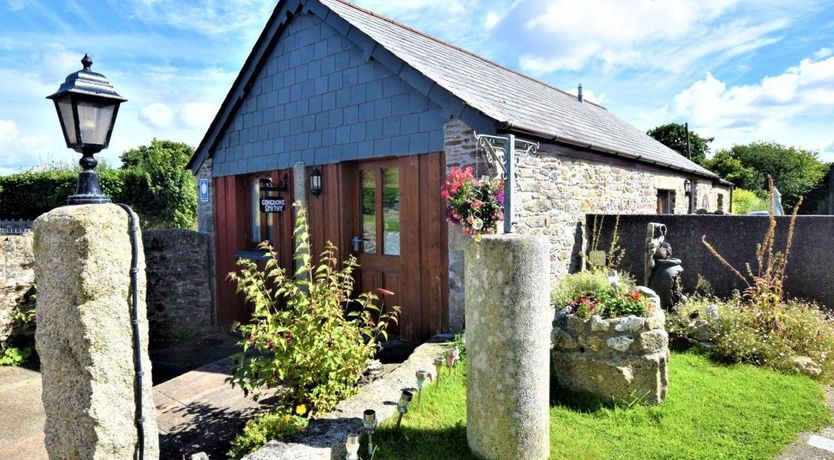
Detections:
[587, 214, 625, 269]
[553, 270, 652, 319]
[702, 177, 800, 308]
[0, 347, 31, 366]
[669, 296, 834, 380]
[441, 167, 504, 238]
[228, 204, 399, 416]
[227, 410, 308, 459]
[731, 188, 768, 215]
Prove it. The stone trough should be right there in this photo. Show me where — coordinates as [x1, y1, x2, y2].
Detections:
[551, 305, 669, 405]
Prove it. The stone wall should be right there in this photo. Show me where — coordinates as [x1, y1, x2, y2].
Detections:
[587, 214, 834, 309]
[442, 118, 731, 331]
[0, 234, 34, 347]
[143, 229, 215, 341]
[551, 306, 669, 405]
[0, 229, 214, 347]
[514, 151, 657, 278]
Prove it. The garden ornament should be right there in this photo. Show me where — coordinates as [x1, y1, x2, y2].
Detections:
[345, 433, 360, 460]
[646, 222, 685, 309]
[396, 389, 414, 428]
[363, 409, 377, 457]
[608, 269, 620, 289]
[433, 356, 445, 384]
[445, 347, 459, 373]
[415, 368, 433, 402]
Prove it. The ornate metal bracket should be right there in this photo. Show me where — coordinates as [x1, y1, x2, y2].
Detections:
[474, 133, 539, 179]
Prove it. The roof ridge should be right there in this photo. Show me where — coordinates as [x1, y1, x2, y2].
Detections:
[329, 0, 607, 110]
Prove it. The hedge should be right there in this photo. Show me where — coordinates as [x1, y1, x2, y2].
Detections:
[0, 168, 194, 229]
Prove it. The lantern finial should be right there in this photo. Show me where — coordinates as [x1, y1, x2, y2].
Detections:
[81, 54, 93, 71]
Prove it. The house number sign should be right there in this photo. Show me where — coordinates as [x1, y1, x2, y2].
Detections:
[259, 197, 286, 213]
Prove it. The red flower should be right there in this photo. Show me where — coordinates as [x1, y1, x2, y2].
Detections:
[377, 288, 395, 297]
[630, 291, 641, 301]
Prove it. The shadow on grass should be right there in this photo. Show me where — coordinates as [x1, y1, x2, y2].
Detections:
[372, 423, 476, 460]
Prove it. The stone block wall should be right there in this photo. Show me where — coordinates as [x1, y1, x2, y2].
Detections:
[0, 230, 214, 347]
[143, 229, 214, 341]
[551, 308, 669, 405]
[0, 234, 34, 347]
[514, 151, 657, 278]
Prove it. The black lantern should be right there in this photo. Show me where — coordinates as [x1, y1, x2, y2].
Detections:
[309, 168, 322, 196]
[47, 54, 126, 205]
[683, 179, 692, 194]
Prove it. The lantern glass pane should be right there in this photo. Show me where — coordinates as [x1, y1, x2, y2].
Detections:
[55, 96, 77, 145]
[76, 99, 116, 146]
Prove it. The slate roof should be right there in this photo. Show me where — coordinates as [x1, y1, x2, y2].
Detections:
[320, 0, 719, 179]
[190, 0, 721, 180]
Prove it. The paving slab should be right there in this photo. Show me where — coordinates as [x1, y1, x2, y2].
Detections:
[0, 366, 47, 459]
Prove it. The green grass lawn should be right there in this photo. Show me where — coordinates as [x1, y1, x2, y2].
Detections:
[372, 351, 829, 460]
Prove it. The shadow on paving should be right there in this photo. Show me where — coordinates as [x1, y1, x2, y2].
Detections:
[159, 398, 276, 460]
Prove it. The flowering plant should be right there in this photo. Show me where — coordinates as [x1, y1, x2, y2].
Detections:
[566, 288, 652, 319]
[441, 166, 504, 237]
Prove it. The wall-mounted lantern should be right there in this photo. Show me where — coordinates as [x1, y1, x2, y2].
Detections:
[309, 168, 322, 196]
[683, 179, 692, 195]
[47, 54, 126, 205]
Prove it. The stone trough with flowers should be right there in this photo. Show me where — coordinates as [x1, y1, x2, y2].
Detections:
[551, 282, 670, 405]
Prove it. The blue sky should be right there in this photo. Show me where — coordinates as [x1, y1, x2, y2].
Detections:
[1, 0, 833, 174]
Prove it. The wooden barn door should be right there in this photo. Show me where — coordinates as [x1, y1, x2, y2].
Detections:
[355, 159, 403, 336]
[350, 154, 448, 341]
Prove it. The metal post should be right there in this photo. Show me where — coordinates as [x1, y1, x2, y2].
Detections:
[504, 133, 515, 234]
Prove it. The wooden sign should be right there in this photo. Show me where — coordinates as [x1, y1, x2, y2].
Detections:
[259, 196, 286, 213]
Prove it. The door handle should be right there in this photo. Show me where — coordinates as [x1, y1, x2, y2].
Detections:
[352, 236, 362, 253]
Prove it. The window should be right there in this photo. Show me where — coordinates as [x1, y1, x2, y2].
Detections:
[250, 178, 261, 244]
[657, 189, 676, 214]
[360, 166, 400, 255]
[717, 194, 724, 213]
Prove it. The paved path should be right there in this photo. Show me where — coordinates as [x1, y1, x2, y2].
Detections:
[0, 357, 274, 460]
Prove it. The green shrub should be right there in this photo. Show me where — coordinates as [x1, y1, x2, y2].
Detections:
[227, 410, 308, 459]
[732, 188, 769, 214]
[0, 139, 196, 229]
[668, 296, 834, 380]
[228, 204, 399, 416]
[552, 270, 652, 319]
[0, 347, 31, 366]
[551, 270, 613, 307]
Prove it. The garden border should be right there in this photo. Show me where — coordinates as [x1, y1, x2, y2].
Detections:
[244, 341, 450, 460]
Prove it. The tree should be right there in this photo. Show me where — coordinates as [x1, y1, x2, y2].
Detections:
[120, 139, 197, 229]
[705, 142, 827, 212]
[647, 123, 714, 165]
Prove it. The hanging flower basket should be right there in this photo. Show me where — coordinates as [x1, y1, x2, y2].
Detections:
[441, 167, 504, 239]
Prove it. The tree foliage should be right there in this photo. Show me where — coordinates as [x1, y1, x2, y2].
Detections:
[0, 139, 197, 229]
[703, 142, 827, 211]
[119, 139, 197, 229]
[647, 123, 714, 165]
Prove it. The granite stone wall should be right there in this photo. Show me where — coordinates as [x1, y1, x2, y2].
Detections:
[442, 118, 730, 331]
[143, 229, 214, 340]
[0, 233, 34, 347]
[0, 229, 214, 347]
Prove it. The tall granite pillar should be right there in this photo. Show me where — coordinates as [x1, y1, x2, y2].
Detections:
[465, 234, 550, 460]
[33, 204, 159, 459]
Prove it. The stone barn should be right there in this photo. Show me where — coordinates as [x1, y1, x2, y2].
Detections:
[187, 0, 731, 340]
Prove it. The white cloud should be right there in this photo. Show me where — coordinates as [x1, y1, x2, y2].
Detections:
[514, 0, 791, 75]
[0, 119, 19, 140]
[669, 53, 834, 153]
[814, 47, 833, 59]
[139, 103, 175, 128]
[125, 0, 275, 37]
[181, 102, 218, 129]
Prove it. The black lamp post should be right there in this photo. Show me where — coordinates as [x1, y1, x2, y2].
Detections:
[47, 54, 126, 205]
